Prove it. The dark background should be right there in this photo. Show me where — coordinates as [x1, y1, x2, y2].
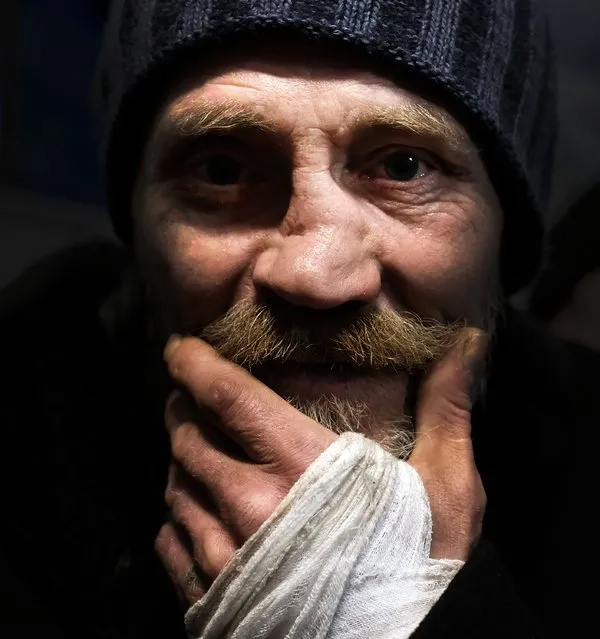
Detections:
[1, 0, 599, 299]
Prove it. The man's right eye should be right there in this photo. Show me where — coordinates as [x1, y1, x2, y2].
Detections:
[196, 154, 248, 186]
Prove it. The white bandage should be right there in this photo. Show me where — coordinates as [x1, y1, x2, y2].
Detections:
[186, 433, 463, 639]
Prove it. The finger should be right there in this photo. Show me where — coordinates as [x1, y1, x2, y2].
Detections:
[166, 390, 254, 501]
[412, 328, 489, 454]
[166, 389, 247, 461]
[165, 464, 238, 578]
[164, 336, 336, 465]
[155, 521, 205, 606]
[165, 391, 251, 507]
[165, 395, 286, 540]
[409, 328, 489, 561]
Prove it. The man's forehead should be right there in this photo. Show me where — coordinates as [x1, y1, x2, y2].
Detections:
[150, 60, 475, 160]
[165, 59, 447, 119]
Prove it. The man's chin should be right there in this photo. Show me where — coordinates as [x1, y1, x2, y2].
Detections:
[245, 361, 415, 459]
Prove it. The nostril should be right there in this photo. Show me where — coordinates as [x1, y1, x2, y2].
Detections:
[252, 232, 382, 309]
[256, 288, 370, 325]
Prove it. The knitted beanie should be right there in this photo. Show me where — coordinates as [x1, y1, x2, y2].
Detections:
[98, 0, 557, 294]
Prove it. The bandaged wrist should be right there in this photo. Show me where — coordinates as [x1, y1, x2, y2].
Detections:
[185, 433, 463, 638]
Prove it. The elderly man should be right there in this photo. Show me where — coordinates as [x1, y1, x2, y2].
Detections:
[0, 1, 597, 638]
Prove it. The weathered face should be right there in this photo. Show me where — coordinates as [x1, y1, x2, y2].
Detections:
[133, 45, 503, 450]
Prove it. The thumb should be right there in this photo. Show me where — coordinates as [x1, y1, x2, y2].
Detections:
[412, 327, 489, 452]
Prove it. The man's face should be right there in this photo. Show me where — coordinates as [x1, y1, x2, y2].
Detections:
[133, 45, 503, 453]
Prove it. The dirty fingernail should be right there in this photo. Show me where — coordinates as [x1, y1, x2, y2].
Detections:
[463, 331, 490, 402]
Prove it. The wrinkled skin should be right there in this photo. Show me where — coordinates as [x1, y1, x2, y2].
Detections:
[132, 42, 502, 604]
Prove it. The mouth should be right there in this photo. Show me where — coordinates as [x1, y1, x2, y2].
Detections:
[252, 360, 408, 401]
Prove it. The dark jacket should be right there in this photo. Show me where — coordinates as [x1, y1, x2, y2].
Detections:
[0, 241, 598, 638]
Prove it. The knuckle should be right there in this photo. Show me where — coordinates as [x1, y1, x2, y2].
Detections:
[164, 484, 186, 517]
[207, 374, 246, 417]
[154, 522, 173, 557]
[198, 528, 235, 578]
[164, 484, 177, 510]
[264, 461, 303, 493]
[235, 482, 286, 537]
[171, 422, 197, 462]
[207, 375, 264, 436]
[438, 398, 472, 433]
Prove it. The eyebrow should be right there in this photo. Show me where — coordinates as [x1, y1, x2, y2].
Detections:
[351, 103, 477, 161]
[154, 97, 477, 165]
[158, 99, 276, 142]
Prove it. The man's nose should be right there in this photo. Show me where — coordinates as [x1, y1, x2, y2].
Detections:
[252, 188, 381, 310]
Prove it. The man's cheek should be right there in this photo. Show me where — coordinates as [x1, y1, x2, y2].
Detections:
[161, 232, 261, 329]
[426, 250, 495, 317]
[388, 240, 495, 322]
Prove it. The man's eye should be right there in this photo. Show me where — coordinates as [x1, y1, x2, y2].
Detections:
[196, 154, 247, 185]
[379, 151, 429, 182]
[362, 150, 434, 183]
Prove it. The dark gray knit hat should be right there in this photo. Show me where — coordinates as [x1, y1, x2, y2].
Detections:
[99, 0, 557, 294]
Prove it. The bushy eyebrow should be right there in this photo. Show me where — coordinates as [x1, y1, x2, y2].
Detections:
[156, 99, 276, 143]
[152, 96, 478, 171]
[351, 103, 477, 161]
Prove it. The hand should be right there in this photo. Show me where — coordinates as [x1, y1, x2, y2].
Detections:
[408, 328, 489, 560]
[155, 327, 488, 605]
[154, 338, 337, 605]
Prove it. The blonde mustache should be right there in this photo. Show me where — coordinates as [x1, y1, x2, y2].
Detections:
[197, 299, 461, 370]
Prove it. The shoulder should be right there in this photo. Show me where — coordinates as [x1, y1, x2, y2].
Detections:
[490, 306, 599, 412]
[0, 240, 130, 418]
[477, 307, 599, 633]
[0, 242, 173, 633]
[0, 240, 132, 530]
[477, 305, 599, 493]
[0, 240, 132, 488]
[0, 240, 128, 328]
[482, 306, 600, 461]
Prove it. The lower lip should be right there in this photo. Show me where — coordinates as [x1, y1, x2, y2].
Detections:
[254, 363, 404, 398]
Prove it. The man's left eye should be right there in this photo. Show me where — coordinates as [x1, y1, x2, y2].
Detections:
[383, 151, 428, 181]
[367, 150, 432, 182]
